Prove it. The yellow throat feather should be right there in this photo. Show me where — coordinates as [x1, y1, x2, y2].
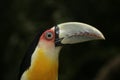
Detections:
[21, 41, 61, 80]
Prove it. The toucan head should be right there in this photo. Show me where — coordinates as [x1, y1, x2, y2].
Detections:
[39, 22, 105, 49]
[19, 22, 105, 80]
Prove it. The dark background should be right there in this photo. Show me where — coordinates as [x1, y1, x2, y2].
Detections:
[1, 0, 120, 80]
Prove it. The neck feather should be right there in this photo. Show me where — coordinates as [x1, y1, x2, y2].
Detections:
[21, 42, 61, 80]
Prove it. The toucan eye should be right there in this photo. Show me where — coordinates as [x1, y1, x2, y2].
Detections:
[45, 31, 54, 40]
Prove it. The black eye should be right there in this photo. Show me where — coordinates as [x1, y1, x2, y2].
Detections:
[45, 32, 54, 40]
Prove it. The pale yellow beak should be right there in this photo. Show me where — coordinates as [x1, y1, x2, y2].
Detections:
[57, 22, 105, 44]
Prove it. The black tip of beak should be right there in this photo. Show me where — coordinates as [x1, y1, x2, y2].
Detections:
[55, 25, 63, 46]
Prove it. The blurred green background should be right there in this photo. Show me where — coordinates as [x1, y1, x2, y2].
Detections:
[1, 0, 120, 80]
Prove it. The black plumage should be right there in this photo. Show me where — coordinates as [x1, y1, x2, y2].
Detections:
[18, 28, 47, 79]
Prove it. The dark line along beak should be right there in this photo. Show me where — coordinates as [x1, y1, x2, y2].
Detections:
[55, 25, 63, 46]
[55, 22, 105, 46]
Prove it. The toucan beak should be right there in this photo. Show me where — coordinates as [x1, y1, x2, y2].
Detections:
[55, 22, 105, 46]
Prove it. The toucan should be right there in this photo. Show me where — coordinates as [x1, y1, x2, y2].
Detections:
[19, 22, 105, 80]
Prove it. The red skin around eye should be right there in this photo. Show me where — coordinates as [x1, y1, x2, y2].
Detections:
[40, 29, 55, 42]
